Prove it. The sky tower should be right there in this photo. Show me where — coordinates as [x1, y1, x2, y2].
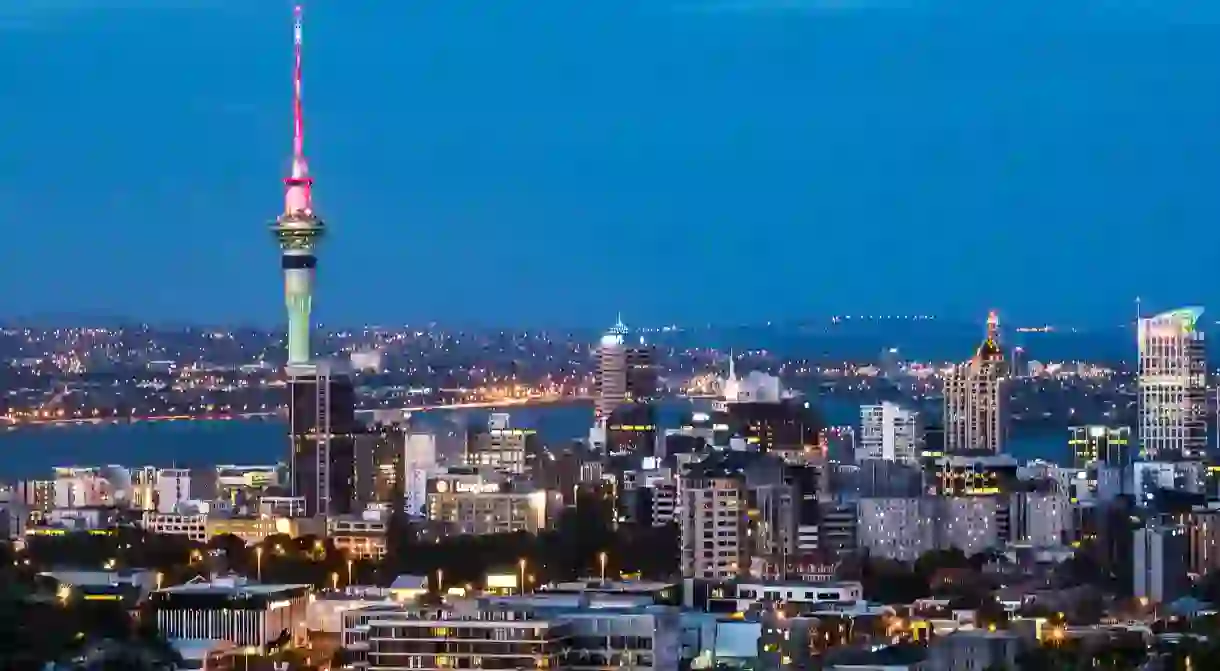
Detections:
[270, 4, 356, 518]
[272, 4, 324, 366]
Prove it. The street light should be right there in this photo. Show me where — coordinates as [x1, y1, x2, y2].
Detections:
[518, 558, 527, 595]
[347, 558, 354, 587]
[598, 551, 608, 584]
[436, 568, 444, 593]
[255, 546, 263, 582]
[155, 572, 164, 591]
[330, 572, 339, 591]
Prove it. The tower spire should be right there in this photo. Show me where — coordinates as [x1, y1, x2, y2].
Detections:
[284, 3, 312, 216]
[986, 310, 1000, 342]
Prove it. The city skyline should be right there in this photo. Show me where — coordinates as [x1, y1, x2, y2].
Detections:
[1, 1, 1219, 327]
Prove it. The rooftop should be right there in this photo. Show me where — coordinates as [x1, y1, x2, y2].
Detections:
[156, 577, 310, 596]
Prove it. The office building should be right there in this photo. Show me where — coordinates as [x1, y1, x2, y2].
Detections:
[855, 460, 924, 498]
[204, 515, 323, 546]
[352, 423, 412, 510]
[858, 402, 923, 464]
[141, 512, 208, 543]
[364, 608, 571, 670]
[1134, 522, 1190, 604]
[288, 360, 359, 517]
[1069, 426, 1134, 469]
[593, 316, 658, 424]
[606, 402, 658, 457]
[343, 594, 680, 671]
[150, 577, 311, 647]
[707, 580, 863, 613]
[463, 414, 537, 475]
[426, 469, 561, 536]
[594, 317, 630, 422]
[1138, 307, 1207, 460]
[718, 399, 820, 454]
[328, 512, 389, 560]
[930, 454, 1019, 497]
[944, 311, 1007, 454]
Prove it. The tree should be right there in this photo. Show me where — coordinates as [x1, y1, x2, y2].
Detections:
[974, 598, 1010, 630]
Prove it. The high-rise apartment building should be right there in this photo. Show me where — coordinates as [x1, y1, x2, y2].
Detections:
[858, 498, 936, 562]
[1138, 307, 1207, 460]
[678, 453, 796, 580]
[944, 311, 1007, 454]
[680, 458, 749, 580]
[858, 402, 923, 464]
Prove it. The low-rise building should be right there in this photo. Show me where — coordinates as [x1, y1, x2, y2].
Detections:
[149, 577, 311, 648]
[328, 513, 388, 560]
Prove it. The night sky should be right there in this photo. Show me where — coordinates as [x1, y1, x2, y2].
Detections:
[1, 0, 1219, 327]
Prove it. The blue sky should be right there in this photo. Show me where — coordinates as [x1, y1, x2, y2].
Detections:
[1, 0, 1219, 327]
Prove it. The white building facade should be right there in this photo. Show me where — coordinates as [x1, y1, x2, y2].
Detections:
[1138, 307, 1207, 460]
[858, 403, 922, 464]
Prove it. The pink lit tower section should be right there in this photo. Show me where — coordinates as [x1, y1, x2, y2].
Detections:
[272, 4, 325, 366]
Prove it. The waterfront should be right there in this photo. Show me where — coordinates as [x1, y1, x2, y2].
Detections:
[0, 398, 1069, 478]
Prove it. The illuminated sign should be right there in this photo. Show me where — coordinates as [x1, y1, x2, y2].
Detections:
[456, 482, 500, 494]
[434, 480, 501, 494]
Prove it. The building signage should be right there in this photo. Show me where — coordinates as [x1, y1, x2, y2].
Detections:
[456, 482, 500, 494]
[433, 480, 500, 494]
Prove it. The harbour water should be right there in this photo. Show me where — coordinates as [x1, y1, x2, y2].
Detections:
[0, 398, 1068, 478]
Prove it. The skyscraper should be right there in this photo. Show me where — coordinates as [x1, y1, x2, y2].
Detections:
[1138, 307, 1207, 460]
[943, 311, 1007, 454]
[593, 318, 628, 423]
[288, 361, 358, 517]
[592, 316, 657, 422]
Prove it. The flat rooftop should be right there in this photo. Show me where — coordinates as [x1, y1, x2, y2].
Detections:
[156, 581, 311, 596]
